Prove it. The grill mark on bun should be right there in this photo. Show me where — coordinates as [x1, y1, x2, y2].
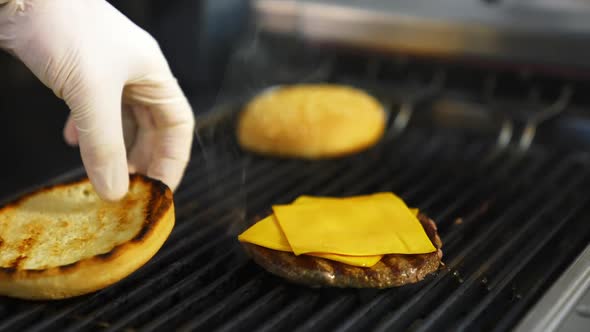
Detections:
[59, 262, 79, 271]
[132, 177, 171, 243]
[10, 255, 27, 269]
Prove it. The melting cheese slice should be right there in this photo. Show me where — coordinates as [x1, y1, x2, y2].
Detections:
[238, 215, 291, 251]
[294, 195, 371, 204]
[273, 192, 435, 256]
[310, 252, 382, 267]
[238, 215, 382, 267]
[295, 195, 420, 217]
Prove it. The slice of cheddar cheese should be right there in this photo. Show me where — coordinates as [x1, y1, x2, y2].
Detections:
[238, 214, 382, 267]
[238, 215, 291, 252]
[238, 193, 430, 267]
[273, 192, 435, 256]
[294, 195, 371, 204]
[308, 252, 382, 267]
[295, 195, 420, 217]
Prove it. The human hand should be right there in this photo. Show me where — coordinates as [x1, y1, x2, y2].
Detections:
[0, 0, 195, 201]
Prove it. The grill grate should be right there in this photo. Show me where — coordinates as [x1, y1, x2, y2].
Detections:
[2, 74, 590, 331]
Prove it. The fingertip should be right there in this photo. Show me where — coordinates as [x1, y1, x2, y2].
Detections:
[83, 151, 130, 202]
[63, 116, 79, 146]
[147, 158, 186, 192]
[90, 168, 130, 202]
[64, 135, 79, 147]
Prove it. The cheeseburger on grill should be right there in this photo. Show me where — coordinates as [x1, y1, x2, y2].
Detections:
[238, 193, 443, 288]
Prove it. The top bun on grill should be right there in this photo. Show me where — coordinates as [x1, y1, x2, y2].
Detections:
[0, 174, 174, 300]
[236, 84, 387, 159]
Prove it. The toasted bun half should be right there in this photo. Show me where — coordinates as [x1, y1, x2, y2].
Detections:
[0, 174, 174, 300]
[237, 84, 387, 159]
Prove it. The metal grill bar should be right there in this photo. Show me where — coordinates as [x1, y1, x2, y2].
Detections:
[188, 142, 436, 331]
[432, 150, 552, 226]
[34, 160, 276, 330]
[246, 138, 500, 332]
[234, 136, 468, 331]
[439, 156, 571, 268]
[173, 156, 269, 205]
[327, 150, 550, 331]
[174, 275, 267, 331]
[458, 196, 590, 331]
[173, 159, 297, 214]
[440, 153, 567, 256]
[26, 303, 78, 332]
[60, 162, 338, 331]
[214, 286, 289, 332]
[72, 136, 424, 330]
[101, 248, 241, 332]
[256, 294, 320, 332]
[414, 174, 590, 331]
[331, 155, 522, 330]
[137, 263, 257, 332]
[371, 155, 576, 331]
[395, 145, 492, 209]
[0, 306, 45, 332]
[213, 142, 556, 332]
[135, 162, 400, 330]
[489, 212, 590, 332]
[2, 83, 590, 331]
[173, 135, 446, 327]
[294, 295, 357, 332]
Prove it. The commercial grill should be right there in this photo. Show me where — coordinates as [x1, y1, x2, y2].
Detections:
[2, 1, 590, 331]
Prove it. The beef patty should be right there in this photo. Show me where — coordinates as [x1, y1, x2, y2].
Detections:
[241, 213, 443, 288]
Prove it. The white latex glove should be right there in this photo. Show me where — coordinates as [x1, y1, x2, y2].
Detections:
[0, 0, 195, 201]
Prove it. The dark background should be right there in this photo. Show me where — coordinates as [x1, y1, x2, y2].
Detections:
[0, 0, 249, 198]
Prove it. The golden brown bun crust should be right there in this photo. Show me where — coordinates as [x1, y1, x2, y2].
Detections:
[237, 84, 387, 159]
[0, 174, 174, 300]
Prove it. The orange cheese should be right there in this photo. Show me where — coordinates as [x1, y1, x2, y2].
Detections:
[273, 192, 435, 256]
[295, 195, 420, 216]
[238, 192, 433, 267]
[237, 214, 382, 267]
[309, 252, 382, 267]
[238, 215, 291, 252]
[294, 195, 372, 204]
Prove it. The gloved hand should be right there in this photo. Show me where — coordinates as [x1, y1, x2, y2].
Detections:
[0, 0, 195, 201]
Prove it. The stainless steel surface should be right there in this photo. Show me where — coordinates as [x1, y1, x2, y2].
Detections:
[515, 244, 590, 332]
[254, 0, 590, 68]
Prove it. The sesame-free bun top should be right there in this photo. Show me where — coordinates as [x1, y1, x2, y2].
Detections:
[237, 84, 386, 159]
[0, 174, 174, 300]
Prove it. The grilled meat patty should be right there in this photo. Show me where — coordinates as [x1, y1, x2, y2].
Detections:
[241, 213, 443, 288]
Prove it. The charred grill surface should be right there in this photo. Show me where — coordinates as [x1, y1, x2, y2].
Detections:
[1, 55, 590, 331]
